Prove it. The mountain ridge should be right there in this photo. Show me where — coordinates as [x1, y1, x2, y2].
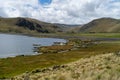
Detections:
[79, 17, 120, 33]
[0, 17, 120, 34]
[0, 17, 62, 34]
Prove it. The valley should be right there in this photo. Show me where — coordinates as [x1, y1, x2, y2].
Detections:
[0, 17, 120, 79]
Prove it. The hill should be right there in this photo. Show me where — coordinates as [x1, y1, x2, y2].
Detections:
[0, 17, 62, 34]
[79, 18, 120, 33]
[1, 17, 120, 34]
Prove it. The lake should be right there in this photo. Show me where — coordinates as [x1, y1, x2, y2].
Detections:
[0, 34, 66, 58]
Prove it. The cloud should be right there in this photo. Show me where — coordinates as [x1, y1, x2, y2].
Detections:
[0, 0, 120, 24]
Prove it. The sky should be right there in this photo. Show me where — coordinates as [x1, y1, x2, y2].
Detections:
[0, 0, 120, 24]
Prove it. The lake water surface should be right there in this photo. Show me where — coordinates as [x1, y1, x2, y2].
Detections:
[0, 34, 66, 58]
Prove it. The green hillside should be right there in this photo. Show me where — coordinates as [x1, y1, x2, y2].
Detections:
[0, 17, 62, 34]
[80, 18, 120, 33]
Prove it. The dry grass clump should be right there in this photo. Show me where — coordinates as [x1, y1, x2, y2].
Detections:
[12, 53, 120, 80]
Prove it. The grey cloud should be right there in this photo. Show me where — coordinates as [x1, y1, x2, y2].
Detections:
[0, 8, 8, 17]
[0, 0, 120, 24]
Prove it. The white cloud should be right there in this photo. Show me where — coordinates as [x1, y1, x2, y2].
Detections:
[0, 0, 120, 24]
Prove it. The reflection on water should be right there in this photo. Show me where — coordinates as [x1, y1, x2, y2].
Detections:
[0, 34, 66, 58]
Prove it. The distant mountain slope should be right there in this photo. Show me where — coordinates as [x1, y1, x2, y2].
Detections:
[54, 23, 81, 27]
[0, 17, 62, 33]
[80, 18, 120, 33]
[54, 23, 82, 33]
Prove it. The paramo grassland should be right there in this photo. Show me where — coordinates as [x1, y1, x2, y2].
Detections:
[13, 53, 120, 80]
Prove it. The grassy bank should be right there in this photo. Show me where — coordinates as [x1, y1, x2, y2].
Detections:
[0, 43, 120, 78]
[18, 53, 120, 80]
[57, 33, 120, 38]
[1, 32, 120, 39]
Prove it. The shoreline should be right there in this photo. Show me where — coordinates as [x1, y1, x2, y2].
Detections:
[0, 33, 67, 59]
[0, 32, 120, 59]
[1, 32, 120, 42]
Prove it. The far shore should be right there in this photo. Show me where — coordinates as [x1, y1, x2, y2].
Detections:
[1, 32, 120, 41]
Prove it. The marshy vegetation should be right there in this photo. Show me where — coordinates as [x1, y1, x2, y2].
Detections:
[36, 39, 98, 53]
